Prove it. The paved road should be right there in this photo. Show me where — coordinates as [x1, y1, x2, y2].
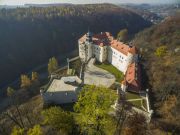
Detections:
[84, 59, 115, 87]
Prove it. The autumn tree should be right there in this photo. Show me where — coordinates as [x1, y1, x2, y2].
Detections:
[117, 29, 128, 42]
[74, 85, 117, 135]
[48, 57, 58, 74]
[6, 86, 27, 129]
[31, 72, 39, 82]
[27, 125, 43, 135]
[114, 96, 132, 135]
[7, 87, 15, 97]
[20, 74, 31, 88]
[11, 126, 24, 135]
[155, 45, 167, 57]
[6, 86, 25, 129]
[122, 113, 148, 135]
[158, 95, 177, 120]
[42, 106, 74, 134]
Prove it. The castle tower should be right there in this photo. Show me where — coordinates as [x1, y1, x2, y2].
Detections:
[85, 31, 93, 62]
[124, 46, 137, 72]
[78, 31, 93, 62]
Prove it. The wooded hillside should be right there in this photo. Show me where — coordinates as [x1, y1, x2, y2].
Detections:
[133, 15, 180, 134]
[0, 4, 151, 88]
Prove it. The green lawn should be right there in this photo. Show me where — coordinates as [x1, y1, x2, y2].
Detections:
[95, 62, 124, 82]
[142, 99, 148, 110]
[125, 92, 144, 109]
[126, 92, 141, 100]
[129, 100, 142, 108]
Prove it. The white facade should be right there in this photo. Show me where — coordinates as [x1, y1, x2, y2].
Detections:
[107, 47, 133, 74]
[78, 32, 136, 74]
[40, 76, 82, 104]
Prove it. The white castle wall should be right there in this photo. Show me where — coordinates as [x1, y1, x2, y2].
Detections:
[92, 45, 107, 63]
[79, 37, 135, 74]
[126, 52, 134, 68]
[87, 42, 93, 61]
[93, 44, 101, 62]
[107, 47, 129, 74]
[41, 90, 78, 104]
[100, 46, 107, 62]
[79, 42, 86, 61]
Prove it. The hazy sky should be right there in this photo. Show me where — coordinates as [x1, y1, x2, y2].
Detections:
[0, 0, 179, 5]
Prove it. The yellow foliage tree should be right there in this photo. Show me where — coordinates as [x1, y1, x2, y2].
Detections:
[48, 57, 58, 74]
[42, 107, 74, 134]
[11, 126, 24, 135]
[155, 45, 167, 57]
[31, 72, 39, 82]
[27, 125, 43, 135]
[20, 74, 31, 88]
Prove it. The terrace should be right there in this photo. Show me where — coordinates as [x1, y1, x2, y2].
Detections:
[95, 61, 124, 82]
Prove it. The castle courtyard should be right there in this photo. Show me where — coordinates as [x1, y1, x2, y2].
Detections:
[84, 59, 115, 87]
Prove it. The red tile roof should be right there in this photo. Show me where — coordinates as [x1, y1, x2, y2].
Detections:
[110, 40, 130, 55]
[79, 32, 137, 55]
[128, 46, 137, 55]
[124, 62, 141, 92]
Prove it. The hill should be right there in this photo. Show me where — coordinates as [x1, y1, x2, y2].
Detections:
[0, 4, 151, 89]
[133, 15, 180, 133]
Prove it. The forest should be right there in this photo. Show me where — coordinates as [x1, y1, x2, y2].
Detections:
[133, 14, 180, 134]
[0, 3, 179, 135]
[0, 4, 151, 89]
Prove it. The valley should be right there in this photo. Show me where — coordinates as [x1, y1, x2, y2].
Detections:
[0, 2, 179, 135]
[0, 4, 151, 90]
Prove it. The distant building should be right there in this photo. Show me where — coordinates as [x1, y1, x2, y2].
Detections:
[40, 76, 82, 104]
[78, 31, 141, 93]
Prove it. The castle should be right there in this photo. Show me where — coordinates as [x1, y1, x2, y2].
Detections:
[78, 31, 141, 93]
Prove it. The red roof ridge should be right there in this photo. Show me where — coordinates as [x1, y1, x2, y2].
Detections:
[123, 62, 141, 92]
[79, 32, 138, 56]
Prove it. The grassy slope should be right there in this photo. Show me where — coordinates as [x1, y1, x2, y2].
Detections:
[95, 62, 124, 82]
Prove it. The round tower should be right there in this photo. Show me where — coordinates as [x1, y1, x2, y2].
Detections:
[86, 31, 93, 42]
[85, 31, 93, 61]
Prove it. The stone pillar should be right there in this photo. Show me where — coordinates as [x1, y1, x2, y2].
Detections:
[146, 89, 150, 113]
